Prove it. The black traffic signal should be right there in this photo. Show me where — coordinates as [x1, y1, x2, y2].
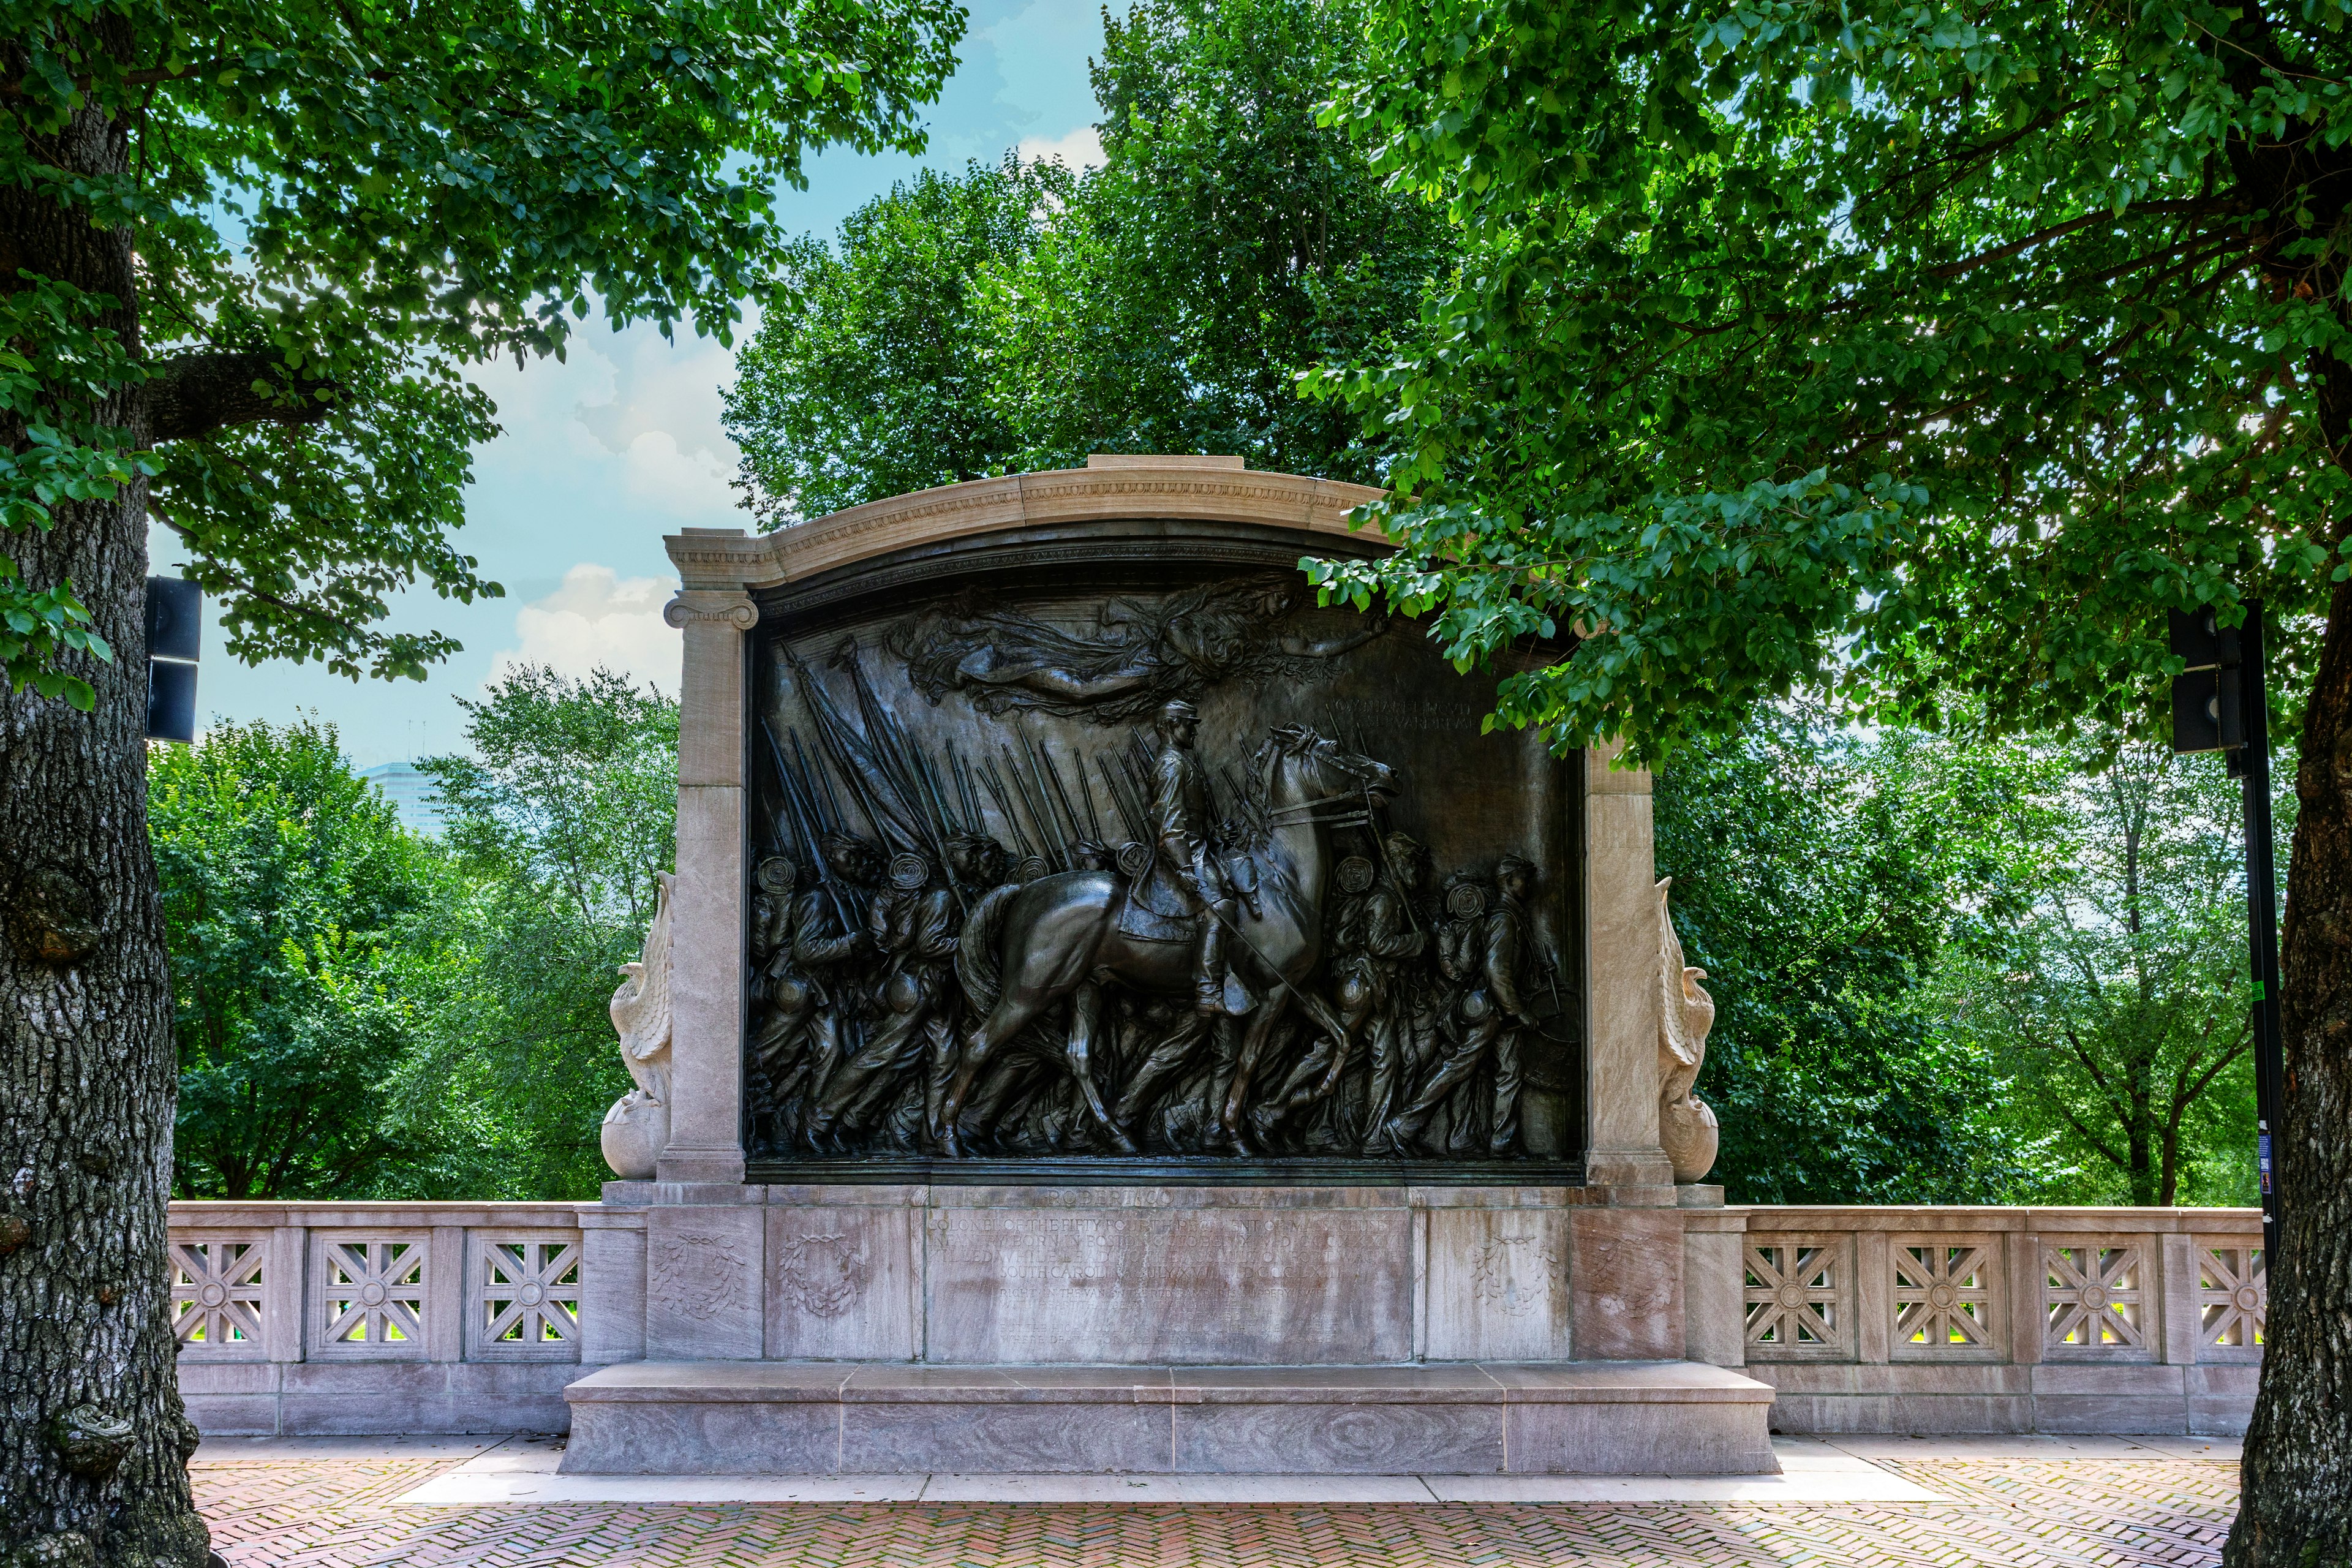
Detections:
[145, 576, 200, 743]
[2168, 607, 2242, 754]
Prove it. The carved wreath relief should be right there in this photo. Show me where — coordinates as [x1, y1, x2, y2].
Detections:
[740, 572, 1582, 1163]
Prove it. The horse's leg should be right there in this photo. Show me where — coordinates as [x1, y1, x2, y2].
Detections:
[1252, 984, 1366, 1141]
[938, 995, 1046, 1158]
[1065, 981, 1138, 1155]
[1112, 1013, 1210, 1133]
[1219, 990, 1292, 1153]
[1311, 987, 1373, 1100]
[960, 1052, 1033, 1151]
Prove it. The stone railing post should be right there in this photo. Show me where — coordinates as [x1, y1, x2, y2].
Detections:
[1582, 741, 1673, 1197]
[657, 556, 760, 1186]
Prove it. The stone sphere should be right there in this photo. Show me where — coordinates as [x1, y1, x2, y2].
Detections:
[601, 1093, 670, 1180]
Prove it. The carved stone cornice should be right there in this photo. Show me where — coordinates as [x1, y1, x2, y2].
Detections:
[663, 460, 1390, 592]
[663, 587, 760, 632]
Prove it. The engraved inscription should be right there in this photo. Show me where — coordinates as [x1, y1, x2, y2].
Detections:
[928, 1208, 1412, 1363]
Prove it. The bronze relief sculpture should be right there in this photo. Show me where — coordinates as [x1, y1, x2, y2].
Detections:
[745, 560, 1583, 1170]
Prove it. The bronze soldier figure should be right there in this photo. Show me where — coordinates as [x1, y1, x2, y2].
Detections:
[748, 855, 834, 1141]
[1357, 833, 1432, 1140]
[807, 847, 957, 1149]
[791, 833, 882, 1148]
[1250, 834, 1429, 1145]
[1150, 699, 1252, 1016]
[1379, 856, 1536, 1157]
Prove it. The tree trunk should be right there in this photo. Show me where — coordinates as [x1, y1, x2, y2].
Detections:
[2226, 574, 2352, 1565]
[0, 101, 216, 1568]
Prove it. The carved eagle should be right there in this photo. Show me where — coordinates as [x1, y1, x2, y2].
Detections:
[610, 871, 677, 1097]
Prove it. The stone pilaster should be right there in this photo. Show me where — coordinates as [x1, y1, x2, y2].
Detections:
[655, 581, 758, 1185]
[1582, 741, 1675, 1199]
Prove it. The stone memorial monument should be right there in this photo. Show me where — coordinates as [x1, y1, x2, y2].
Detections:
[562, 456, 1773, 1476]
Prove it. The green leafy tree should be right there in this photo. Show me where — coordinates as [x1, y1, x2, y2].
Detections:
[399, 666, 680, 1199]
[2, 0, 959, 1556]
[1941, 745, 2271, 1208]
[1656, 713, 2049, 1205]
[727, 158, 1073, 525]
[725, 0, 1450, 519]
[1311, 1, 2352, 1550]
[153, 718, 439, 1199]
[981, 0, 1450, 478]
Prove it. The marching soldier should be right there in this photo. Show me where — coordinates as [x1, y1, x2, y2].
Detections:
[748, 855, 831, 1140]
[1379, 856, 1537, 1157]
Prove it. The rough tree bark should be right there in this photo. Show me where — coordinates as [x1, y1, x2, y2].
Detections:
[2222, 9, 2352, 1558]
[1, 94, 217, 1568]
[2228, 574, 2352, 1563]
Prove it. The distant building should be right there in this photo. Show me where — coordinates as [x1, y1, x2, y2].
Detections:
[361, 762, 447, 835]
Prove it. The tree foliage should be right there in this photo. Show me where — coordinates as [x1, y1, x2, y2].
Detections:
[153, 671, 681, 1202]
[724, 0, 1450, 521]
[726, 157, 1072, 524]
[4, 0, 965, 691]
[1310, 4, 2352, 1550]
[1656, 711, 2048, 1205]
[1939, 744, 2274, 1207]
[1305, 0, 2342, 759]
[396, 667, 680, 1198]
[153, 717, 442, 1197]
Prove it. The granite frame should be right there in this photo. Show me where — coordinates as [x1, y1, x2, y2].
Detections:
[658, 458, 1675, 1195]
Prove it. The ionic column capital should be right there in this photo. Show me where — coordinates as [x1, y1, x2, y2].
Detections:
[664, 589, 760, 631]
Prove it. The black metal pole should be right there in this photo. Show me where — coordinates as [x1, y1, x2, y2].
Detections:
[2236, 601, 2285, 1261]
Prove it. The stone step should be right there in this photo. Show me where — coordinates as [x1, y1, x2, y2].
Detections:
[561, 1360, 1777, 1476]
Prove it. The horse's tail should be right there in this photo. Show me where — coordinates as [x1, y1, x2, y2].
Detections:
[956, 883, 1022, 1017]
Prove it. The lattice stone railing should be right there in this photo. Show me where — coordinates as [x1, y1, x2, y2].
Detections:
[1742, 1206, 2263, 1371]
[169, 1203, 595, 1366]
[177, 1202, 2262, 1373]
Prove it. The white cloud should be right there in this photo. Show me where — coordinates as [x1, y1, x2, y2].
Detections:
[1017, 124, 1105, 170]
[464, 312, 751, 524]
[574, 322, 747, 520]
[489, 564, 682, 694]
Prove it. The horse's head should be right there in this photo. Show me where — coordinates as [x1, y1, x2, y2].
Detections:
[1260, 723, 1400, 805]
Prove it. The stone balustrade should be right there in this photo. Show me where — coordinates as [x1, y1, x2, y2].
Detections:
[169, 1202, 601, 1435]
[1738, 1205, 2264, 1435]
[168, 1199, 2264, 1439]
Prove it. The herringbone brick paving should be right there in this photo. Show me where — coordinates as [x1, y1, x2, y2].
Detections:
[192, 1456, 2241, 1567]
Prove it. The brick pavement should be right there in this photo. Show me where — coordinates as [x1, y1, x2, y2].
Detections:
[192, 1454, 2241, 1568]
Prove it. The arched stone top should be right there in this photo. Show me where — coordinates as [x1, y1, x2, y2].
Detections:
[665, 456, 1390, 589]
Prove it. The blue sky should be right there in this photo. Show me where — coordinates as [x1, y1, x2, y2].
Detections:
[160, 0, 1108, 769]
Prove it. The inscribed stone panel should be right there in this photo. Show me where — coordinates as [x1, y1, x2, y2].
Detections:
[925, 1203, 1412, 1364]
[1565, 1208, 1683, 1360]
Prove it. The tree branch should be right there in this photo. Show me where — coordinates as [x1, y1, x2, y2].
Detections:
[1924, 200, 2243, 281]
[144, 349, 339, 443]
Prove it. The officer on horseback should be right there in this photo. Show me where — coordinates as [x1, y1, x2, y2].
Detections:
[1150, 698, 1254, 1016]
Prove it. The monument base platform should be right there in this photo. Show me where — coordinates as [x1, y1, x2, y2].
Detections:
[560, 1361, 1777, 1476]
